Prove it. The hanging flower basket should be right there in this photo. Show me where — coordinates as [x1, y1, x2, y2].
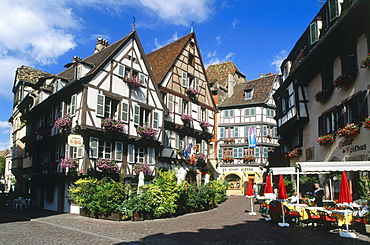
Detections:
[137, 125, 158, 137]
[186, 87, 199, 96]
[55, 114, 72, 130]
[101, 118, 126, 132]
[132, 162, 151, 175]
[195, 153, 206, 162]
[181, 114, 194, 122]
[316, 134, 336, 146]
[314, 86, 334, 103]
[337, 123, 360, 138]
[125, 75, 143, 87]
[363, 116, 370, 130]
[59, 157, 78, 168]
[360, 53, 370, 69]
[333, 71, 358, 88]
[95, 158, 119, 171]
[284, 149, 302, 159]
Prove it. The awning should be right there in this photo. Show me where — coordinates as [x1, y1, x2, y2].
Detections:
[269, 167, 296, 175]
[296, 161, 370, 174]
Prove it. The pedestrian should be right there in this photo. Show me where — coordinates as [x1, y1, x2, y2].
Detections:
[313, 183, 324, 206]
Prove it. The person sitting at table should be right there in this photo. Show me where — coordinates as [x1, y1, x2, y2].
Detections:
[289, 192, 302, 204]
[313, 183, 324, 206]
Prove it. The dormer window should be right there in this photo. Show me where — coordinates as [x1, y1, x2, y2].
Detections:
[328, 0, 343, 22]
[309, 18, 322, 46]
[244, 89, 253, 100]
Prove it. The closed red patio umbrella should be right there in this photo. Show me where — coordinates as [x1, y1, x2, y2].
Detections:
[278, 174, 287, 200]
[245, 179, 256, 215]
[264, 174, 273, 194]
[338, 171, 352, 204]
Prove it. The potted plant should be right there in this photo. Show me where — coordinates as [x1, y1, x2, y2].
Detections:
[95, 158, 119, 171]
[314, 86, 334, 103]
[316, 133, 336, 146]
[55, 114, 72, 130]
[333, 71, 358, 88]
[137, 125, 158, 137]
[200, 120, 212, 129]
[336, 123, 360, 138]
[101, 118, 126, 132]
[360, 53, 370, 69]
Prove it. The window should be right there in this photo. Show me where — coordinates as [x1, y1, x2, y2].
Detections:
[153, 112, 159, 129]
[148, 147, 155, 165]
[115, 142, 123, 161]
[263, 125, 267, 137]
[128, 144, 135, 163]
[224, 127, 234, 138]
[137, 147, 145, 163]
[322, 63, 334, 89]
[194, 78, 200, 91]
[118, 64, 124, 77]
[274, 127, 278, 138]
[328, 0, 340, 22]
[96, 94, 118, 118]
[182, 72, 188, 88]
[98, 141, 112, 159]
[218, 148, 223, 158]
[292, 129, 302, 148]
[69, 94, 76, 116]
[175, 133, 180, 149]
[167, 94, 174, 112]
[254, 147, 260, 158]
[224, 109, 234, 118]
[163, 130, 171, 147]
[245, 126, 255, 137]
[134, 105, 140, 125]
[71, 146, 83, 159]
[139, 73, 147, 87]
[121, 102, 129, 123]
[233, 148, 243, 158]
[266, 108, 275, 118]
[263, 147, 269, 158]
[319, 109, 337, 135]
[309, 21, 319, 46]
[188, 53, 195, 66]
[244, 89, 252, 100]
[342, 42, 358, 74]
[234, 127, 239, 137]
[245, 108, 255, 117]
[89, 137, 99, 158]
[76, 65, 81, 79]
[222, 148, 233, 157]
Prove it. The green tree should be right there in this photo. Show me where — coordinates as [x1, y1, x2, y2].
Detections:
[0, 156, 5, 177]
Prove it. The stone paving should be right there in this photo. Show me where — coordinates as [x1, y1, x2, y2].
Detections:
[0, 195, 370, 244]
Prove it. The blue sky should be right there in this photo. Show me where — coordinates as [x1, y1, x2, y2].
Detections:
[0, 0, 323, 150]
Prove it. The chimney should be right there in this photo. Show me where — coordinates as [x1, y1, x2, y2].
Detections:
[227, 74, 234, 97]
[94, 38, 110, 53]
[266, 72, 272, 76]
[259, 73, 263, 78]
[73, 56, 82, 62]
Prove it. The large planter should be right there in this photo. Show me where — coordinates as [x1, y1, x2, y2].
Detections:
[133, 211, 144, 221]
[365, 224, 370, 234]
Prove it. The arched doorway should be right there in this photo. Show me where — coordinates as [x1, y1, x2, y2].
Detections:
[225, 173, 241, 190]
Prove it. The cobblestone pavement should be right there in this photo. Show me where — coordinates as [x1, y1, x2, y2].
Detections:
[1, 195, 370, 245]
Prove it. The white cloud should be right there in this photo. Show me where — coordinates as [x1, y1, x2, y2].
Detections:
[216, 36, 222, 45]
[271, 49, 288, 73]
[231, 18, 240, 28]
[204, 51, 234, 68]
[154, 32, 179, 50]
[0, 141, 10, 151]
[140, 0, 215, 26]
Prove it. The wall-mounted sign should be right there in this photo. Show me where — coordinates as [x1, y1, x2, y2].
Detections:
[68, 134, 83, 147]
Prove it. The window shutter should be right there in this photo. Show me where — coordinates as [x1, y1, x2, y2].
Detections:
[195, 78, 200, 90]
[167, 94, 174, 111]
[220, 127, 225, 138]
[128, 144, 135, 163]
[358, 91, 368, 121]
[224, 110, 229, 118]
[153, 111, 159, 129]
[254, 147, 260, 158]
[263, 147, 268, 158]
[233, 148, 238, 158]
[115, 142, 123, 161]
[175, 133, 180, 149]
[97, 94, 104, 117]
[309, 22, 318, 45]
[182, 72, 188, 87]
[122, 102, 129, 123]
[77, 146, 84, 158]
[337, 104, 345, 128]
[118, 65, 124, 77]
[218, 148, 223, 158]
[274, 127, 278, 138]
[234, 127, 239, 137]
[134, 105, 140, 124]
[328, 0, 340, 22]
[251, 107, 255, 116]
[245, 108, 250, 116]
[69, 94, 76, 116]
[89, 137, 99, 158]
[230, 109, 234, 117]
[148, 147, 155, 165]
[178, 99, 183, 114]
[263, 125, 267, 136]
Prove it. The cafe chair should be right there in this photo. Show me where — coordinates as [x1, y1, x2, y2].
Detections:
[304, 208, 322, 227]
[317, 210, 338, 227]
[284, 206, 302, 225]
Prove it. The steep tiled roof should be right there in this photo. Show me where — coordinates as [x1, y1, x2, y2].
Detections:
[219, 73, 277, 107]
[206, 61, 243, 86]
[146, 33, 193, 84]
[16, 66, 53, 84]
[57, 32, 133, 80]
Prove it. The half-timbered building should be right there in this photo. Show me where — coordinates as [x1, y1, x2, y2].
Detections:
[146, 32, 217, 184]
[11, 30, 166, 212]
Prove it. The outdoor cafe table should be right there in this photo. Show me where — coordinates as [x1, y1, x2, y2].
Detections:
[286, 203, 308, 219]
[325, 209, 353, 227]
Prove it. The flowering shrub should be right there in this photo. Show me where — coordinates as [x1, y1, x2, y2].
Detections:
[363, 116, 370, 130]
[137, 125, 158, 137]
[333, 71, 358, 88]
[316, 134, 336, 146]
[60, 157, 78, 168]
[95, 158, 119, 171]
[285, 149, 301, 159]
[55, 114, 72, 130]
[360, 53, 370, 69]
[132, 162, 151, 175]
[125, 75, 143, 87]
[181, 114, 194, 121]
[195, 153, 206, 161]
[337, 123, 360, 138]
[101, 118, 126, 132]
[186, 87, 199, 96]
[314, 86, 334, 103]
[200, 120, 212, 128]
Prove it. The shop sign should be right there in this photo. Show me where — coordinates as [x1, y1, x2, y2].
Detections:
[68, 134, 83, 147]
[227, 167, 255, 172]
[338, 139, 366, 154]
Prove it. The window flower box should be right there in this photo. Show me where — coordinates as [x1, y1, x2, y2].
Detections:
[101, 118, 126, 132]
[181, 114, 194, 122]
[95, 158, 119, 171]
[60, 157, 78, 169]
[360, 53, 370, 69]
[224, 138, 235, 143]
[316, 134, 336, 146]
[132, 162, 151, 175]
[186, 87, 199, 96]
[125, 75, 143, 87]
[222, 157, 234, 162]
[55, 114, 72, 130]
[337, 123, 360, 138]
[195, 153, 206, 162]
[285, 148, 301, 159]
[243, 155, 256, 163]
[137, 125, 158, 137]
[200, 120, 212, 129]
[363, 116, 370, 130]
[333, 71, 358, 88]
[314, 86, 334, 103]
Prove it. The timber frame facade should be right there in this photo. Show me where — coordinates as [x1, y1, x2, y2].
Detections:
[147, 32, 217, 184]
[11, 31, 167, 212]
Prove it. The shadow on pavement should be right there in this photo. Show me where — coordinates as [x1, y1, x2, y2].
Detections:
[0, 208, 62, 223]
